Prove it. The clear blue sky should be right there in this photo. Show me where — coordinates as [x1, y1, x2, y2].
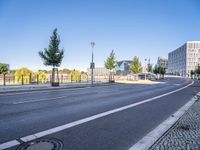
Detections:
[0, 0, 200, 71]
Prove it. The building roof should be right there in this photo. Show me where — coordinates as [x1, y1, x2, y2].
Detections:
[186, 41, 200, 43]
[117, 60, 132, 67]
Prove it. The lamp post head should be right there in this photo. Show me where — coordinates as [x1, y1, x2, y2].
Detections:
[91, 42, 95, 48]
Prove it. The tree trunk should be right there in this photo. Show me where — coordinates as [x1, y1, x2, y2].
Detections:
[52, 67, 55, 85]
[51, 67, 59, 86]
[3, 74, 6, 86]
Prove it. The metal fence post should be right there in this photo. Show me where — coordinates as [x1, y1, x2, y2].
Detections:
[3, 74, 6, 86]
[22, 75, 24, 85]
[87, 75, 88, 82]
[37, 74, 39, 84]
[61, 74, 63, 83]
[29, 73, 32, 84]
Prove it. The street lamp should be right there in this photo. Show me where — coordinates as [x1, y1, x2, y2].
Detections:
[90, 42, 95, 85]
[145, 58, 147, 80]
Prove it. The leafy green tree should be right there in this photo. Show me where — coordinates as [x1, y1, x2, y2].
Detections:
[190, 70, 194, 79]
[153, 65, 159, 75]
[0, 64, 9, 86]
[9, 70, 16, 75]
[195, 65, 200, 79]
[0, 64, 9, 75]
[36, 70, 48, 83]
[130, 56, 142, 74]
[59, 68, 71, 74]
[104, 50, 117, 82]
[70, 69, 81, 82]
[153, 66, 166, 79]
[147, 63, 153, 73]
[38, 28, 64, 86]
[159, 67, 166, 78]
[81, 71, 88, 82]
[15, 68, 32, 84]
[105, 50, 117, 70]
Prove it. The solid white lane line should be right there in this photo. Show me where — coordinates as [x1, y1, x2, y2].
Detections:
[129, 91, 199, 150]
[0, 81, 194, 149]
[0, 140, 20, 150]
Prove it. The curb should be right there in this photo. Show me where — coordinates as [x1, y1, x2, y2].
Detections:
[0, 82, 117, 94]
[129, 92, 200, 150]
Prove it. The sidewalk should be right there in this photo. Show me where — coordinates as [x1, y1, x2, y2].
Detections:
[0, 81, 109, 93]
[149, 94, 200, 150]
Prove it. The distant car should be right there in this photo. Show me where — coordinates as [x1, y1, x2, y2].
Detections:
[138, 73, 157, 80]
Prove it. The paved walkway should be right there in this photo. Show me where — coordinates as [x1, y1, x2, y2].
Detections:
[0, 81, 106, 93]
[149, 95, 200, 150]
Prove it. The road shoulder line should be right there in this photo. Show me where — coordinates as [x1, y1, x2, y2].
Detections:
[129, 90, 199, 150]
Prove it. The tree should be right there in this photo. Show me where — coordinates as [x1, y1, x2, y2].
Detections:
[59, 68, 71, 74]
[15, 68, 32, 84]
[153, 66, 166, 79]
[190, 70, 194, 79]
[130, 56, 142, 74]
[0, 64, 9, 86]
[195, 65, 200, 79]
[36, 70, 48, 83]
[70, 69, 81, 82]
[104, 50, 117, 82]
[159, 67, 166, 78]
[39, 28, 64, 86]
[147, 63, 153, 73]
[153, 65, 159, 75]
[0, 64, 9, 75]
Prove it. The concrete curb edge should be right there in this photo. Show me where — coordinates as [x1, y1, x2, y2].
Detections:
[129, 92, 200, 150]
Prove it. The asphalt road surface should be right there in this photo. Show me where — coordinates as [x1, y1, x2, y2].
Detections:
[0, 77, 198, 150]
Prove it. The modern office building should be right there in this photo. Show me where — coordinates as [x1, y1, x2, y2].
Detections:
[157, 57, 168, 69]
[168, 41, 200, 77]
[115, 60, 132, 75]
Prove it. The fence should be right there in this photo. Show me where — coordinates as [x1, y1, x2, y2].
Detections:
[0, 73, 114, 86]
[0, 73, 151, 86]
[0, 74, 91, 86]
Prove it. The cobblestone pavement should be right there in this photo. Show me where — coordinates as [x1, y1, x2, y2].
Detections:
[149, 97, 200, 150]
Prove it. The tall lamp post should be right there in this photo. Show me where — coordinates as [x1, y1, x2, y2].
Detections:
[90, 42, 95, 85]
[145, 58, 147, 80]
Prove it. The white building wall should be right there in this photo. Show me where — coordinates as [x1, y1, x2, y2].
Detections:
[168, 41, 200, 77]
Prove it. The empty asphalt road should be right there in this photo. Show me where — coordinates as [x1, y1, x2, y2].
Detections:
[0, 77, 198, 150]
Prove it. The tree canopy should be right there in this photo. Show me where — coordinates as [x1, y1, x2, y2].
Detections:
[39, 28, 64, 68]
[147, 63, 153, 73]
[130, 56, 142, 74]
[104, 50, 117, 71]
[15, 68, 32, 83]
[0, 64, 9, 74]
